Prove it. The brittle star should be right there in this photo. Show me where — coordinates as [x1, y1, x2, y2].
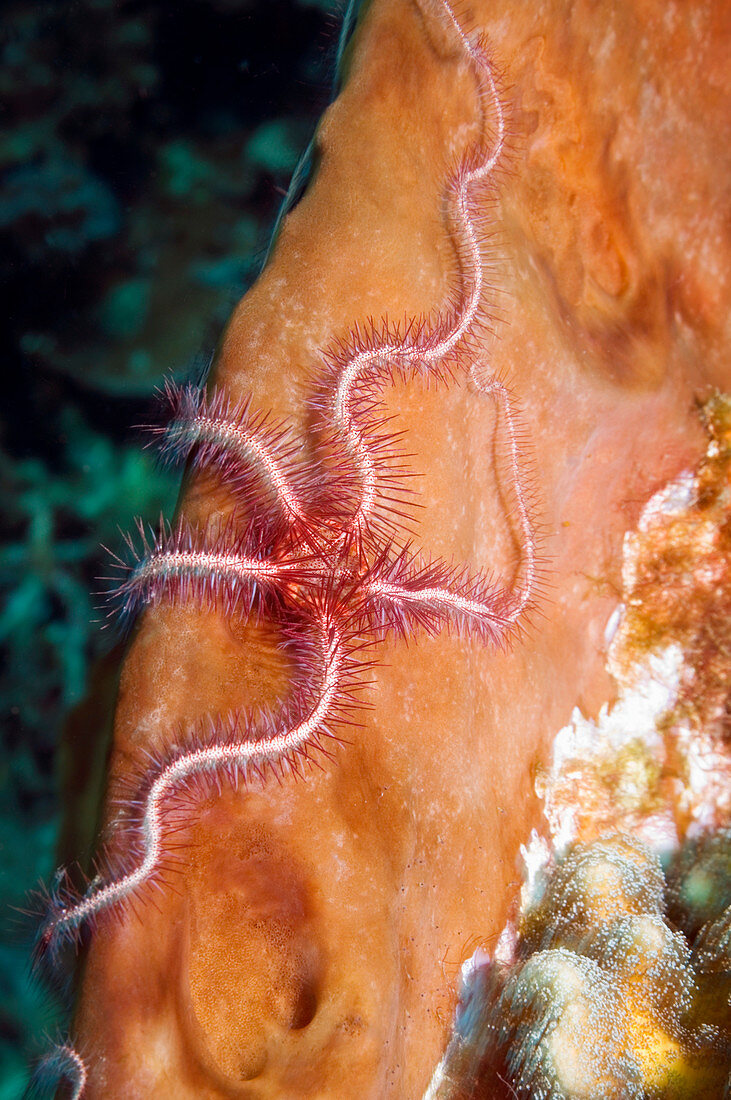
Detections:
[35, 0, 537, 1091]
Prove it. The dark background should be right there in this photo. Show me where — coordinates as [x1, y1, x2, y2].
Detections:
[0, 0, 349, 1092]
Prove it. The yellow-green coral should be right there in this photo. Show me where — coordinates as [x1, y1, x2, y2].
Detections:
[482, 835, 731, 1099]
[521, 834, 665, 951]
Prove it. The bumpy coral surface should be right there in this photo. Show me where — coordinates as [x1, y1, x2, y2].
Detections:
[428, 401, 731, 1097]
[432, 834, 730, 1099]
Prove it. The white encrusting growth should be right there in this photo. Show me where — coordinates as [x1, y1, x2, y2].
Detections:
[535, 457, 731, 862]
[538, 645, 684, 855]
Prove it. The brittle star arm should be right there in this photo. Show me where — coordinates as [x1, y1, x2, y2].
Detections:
[33, 1043, 87, 1100]
[108, 519, 307, 622]
[152, 383, 316, 538]
[42, 610, 349, 951]
[326, 21, 506, 540]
